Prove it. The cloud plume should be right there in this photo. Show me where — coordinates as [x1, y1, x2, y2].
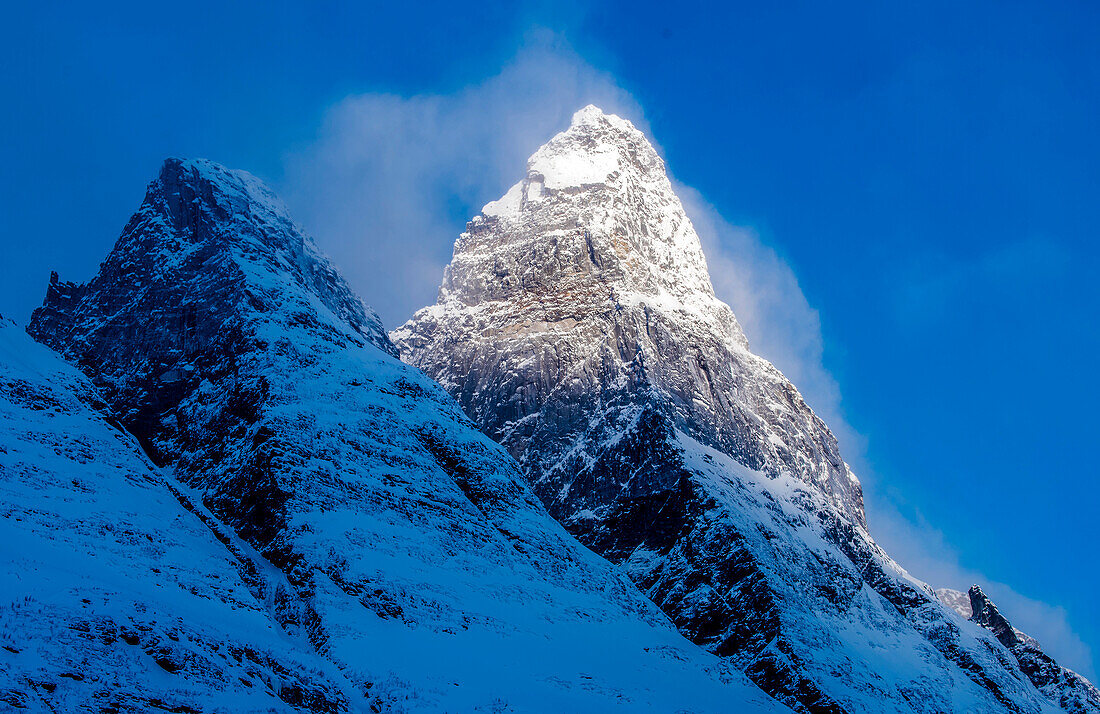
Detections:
[282, 33, 643, 328]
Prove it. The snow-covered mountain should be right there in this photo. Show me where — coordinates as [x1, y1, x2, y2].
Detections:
[21, 158, 785, 712]
[394, 106, 1091, 713]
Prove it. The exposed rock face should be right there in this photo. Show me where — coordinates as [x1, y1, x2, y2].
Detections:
[970, 586, 1025, 649]
[31, 158, 394, 471]
[24, 159, 784, 712]
[935, 587, 974, 620]
[936, 587, 1100, 714]
[394, 105, 864, 528]
[394, 106, 1076, 713]
[0, 317, 360, 713]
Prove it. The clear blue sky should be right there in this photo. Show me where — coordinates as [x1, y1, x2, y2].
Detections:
[3, 1, 1097, 678]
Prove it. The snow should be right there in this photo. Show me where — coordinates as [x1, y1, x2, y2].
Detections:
[220, 312, 782, 712]
[673, 432, 1061, 713]
[529, 139, 621, 190]
[481, 179, 524, 217]
[0, 319, 362, 712]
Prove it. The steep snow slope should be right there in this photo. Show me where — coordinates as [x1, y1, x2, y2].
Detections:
[938, 588, 1100, 713]
[0, 317, 361, 713]
[394, 106, 1076, 713]
[25, 158, 785, 713]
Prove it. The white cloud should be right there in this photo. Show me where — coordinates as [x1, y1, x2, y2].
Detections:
[281, 31, 644, 328]
[282, 33, 1094, 683]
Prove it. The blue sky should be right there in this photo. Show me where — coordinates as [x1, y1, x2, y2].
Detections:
[3, 1, 1097, 678]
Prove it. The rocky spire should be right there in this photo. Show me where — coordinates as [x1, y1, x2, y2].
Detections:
[969, 585, 1022, 648]
[461, 104, 724, 309]
[29, 158, 394, 463]
[395, 104, 864, 526]
[965, 585, 1100, 712]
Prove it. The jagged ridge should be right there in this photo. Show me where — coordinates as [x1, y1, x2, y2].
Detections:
[936, 587, 1100, 714]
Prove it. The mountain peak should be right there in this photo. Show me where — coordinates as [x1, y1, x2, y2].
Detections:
[524, 104, 659, 192]
[397, 108, 866, 530]
[567, 104, 637, 133]
[469, 104, 721, 316]
[479, 106, 658, 221]
[968, 585, 1021, 647]
[570, 103, 606, 124]
[152, 157, 295, 230]
[29, 158, 396, 446]
[158, 156, 266, 193]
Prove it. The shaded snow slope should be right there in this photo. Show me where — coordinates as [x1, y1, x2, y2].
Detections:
[25, 159, 784, 712]
[394, 106, 1077, 713]
[0, 318, 361, 713]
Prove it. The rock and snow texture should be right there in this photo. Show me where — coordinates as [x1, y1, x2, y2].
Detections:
[394, 106, 1082, 713]
[395, 105, 864, 529]
[935, 587, 975, 620]
[937, 587, 1100, 713]
[24, 158, 784, 713]
[0, 318, 360, 713]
